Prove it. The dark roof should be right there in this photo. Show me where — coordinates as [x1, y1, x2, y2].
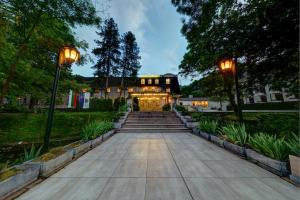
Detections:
[179, 97, 209, 101]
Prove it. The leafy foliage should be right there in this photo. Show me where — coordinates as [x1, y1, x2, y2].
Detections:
[81, 121, 113, 140]
[162, 104, 171, 111]
[0, 0, 100, 104]
[89, 98, 113, 111]
[219, 123, 248, 146]
[198, 120, 218, 134]
[22, 144, 43, 162]
[286, 133, 300, 157]
[175, 105, 189, 115]
[172, 0, 299, 96]
[249, 133, 290, 161]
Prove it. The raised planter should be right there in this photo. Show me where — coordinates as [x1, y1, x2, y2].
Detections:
[186, 122, 198, 129]
[210, 135, 224, 147]
[0, 164, 40, 198]
[289, 155, 300, 184]
[103, 130, 115, 140]
[29, 149, 74, 177]
[71, 141, 91, 158]
[223, 141, 245, 156]
[91, 136, 104, 148]
[199, 131, 210, 141]
[192, 127, 200, 135]
[246, 148, 289, 176]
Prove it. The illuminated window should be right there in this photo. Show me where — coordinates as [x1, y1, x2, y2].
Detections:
[166, 78, 171, 84]
[106, 88, 111, 93]
[192, 101, 208, 107]
[128, 88, 134, 93]
[166, 88, 171, 93]
[117, 88, 121, 93]
[141, 79, 145, 85]
[155, 79, 159, 84]
[148, 79, 152, 84]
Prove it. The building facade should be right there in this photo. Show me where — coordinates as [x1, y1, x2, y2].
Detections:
[76, 73, 181, 111]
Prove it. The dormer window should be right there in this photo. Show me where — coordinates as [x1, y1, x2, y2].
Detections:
[166, 78, 171, 84]
[155, 79, 159, 84]
[148, 79, 152, 84]
[141, 79, 145, 85]
[106, 88, 111, 93]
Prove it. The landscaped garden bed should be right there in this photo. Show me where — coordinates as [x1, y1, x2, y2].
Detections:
[174, 105, 300, 180]
[0, 163, 40, 198]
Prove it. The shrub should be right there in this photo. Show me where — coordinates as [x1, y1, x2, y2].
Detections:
[162, 104, 171, 111]
[219, 123, 248, 146]
[242, 102, 299, 110]
[90, 98, 113, 111]
[22, 144, 43, 162]
[286, 133, 300, 157]
[249, 133, 290, 161]
[113, 97, 126, 111]
[198, 120, 218, 134]
[175, 105, 189, 115]
[81, 121, 113, 140]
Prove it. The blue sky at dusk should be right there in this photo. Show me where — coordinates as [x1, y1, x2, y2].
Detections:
[72, 0, 192, 85]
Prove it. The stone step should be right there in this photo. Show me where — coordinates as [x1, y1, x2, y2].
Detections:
[123, 124, 185, 128]
[118, 128, 191, 133]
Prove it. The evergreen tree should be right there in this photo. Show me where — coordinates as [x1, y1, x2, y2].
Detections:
[119, 31, 141, 97]
[92, 18, 121, 98]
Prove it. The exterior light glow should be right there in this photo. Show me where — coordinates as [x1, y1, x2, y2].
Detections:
[218, 58, 235, 72]
[59, 46, 80, 65]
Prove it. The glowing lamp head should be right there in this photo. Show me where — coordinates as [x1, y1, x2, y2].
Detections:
[59, 46, 80, 65]
[219, 58, 235, 72]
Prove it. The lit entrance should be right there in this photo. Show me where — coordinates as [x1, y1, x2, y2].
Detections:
[131, 93, 170, 111]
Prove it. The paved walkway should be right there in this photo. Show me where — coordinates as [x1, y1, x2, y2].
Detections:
[17, 132, 299, 200]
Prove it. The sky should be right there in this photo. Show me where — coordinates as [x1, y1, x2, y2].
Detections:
[72, 0, 192, 86]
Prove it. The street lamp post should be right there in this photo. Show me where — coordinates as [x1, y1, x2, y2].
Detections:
[44, 46, 80, 151]
[218, 57, 243, 124]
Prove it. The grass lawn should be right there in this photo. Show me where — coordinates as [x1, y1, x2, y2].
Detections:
[190, 112, 299, 138]
[0, 112, 117, 144]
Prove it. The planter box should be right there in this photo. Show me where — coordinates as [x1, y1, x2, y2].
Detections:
[91, 136, 104, 148]
[289, 155, 300, 183]
[246, 149, 289, 176]
[210, 135, 224, 147]
[103, 130, 115, 140]
[199, 131, 210, 141]
[192, 127, 200, 135]
[0, 164, 40, 198]
[223, 141, 245, 156]
[72, 141, 91, 158]
[30, 150, 74, 177]
[186, 122, 198, 129]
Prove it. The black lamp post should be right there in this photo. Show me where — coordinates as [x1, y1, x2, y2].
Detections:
[218, 57, 243, 124]
[44, 46, 80, 151]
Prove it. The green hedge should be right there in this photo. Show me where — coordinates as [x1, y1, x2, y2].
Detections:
[90, 98, 113, 111]
[242, 101, 299, 110]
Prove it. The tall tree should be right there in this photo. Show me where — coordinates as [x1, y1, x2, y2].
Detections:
[92, 18, 121, 98]
[172, 0, 299, 99]
[0, 0, 100, 104]
[119, 31, 141, 97]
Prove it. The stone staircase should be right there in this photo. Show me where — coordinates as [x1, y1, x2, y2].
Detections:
[118, 111, 191, 133]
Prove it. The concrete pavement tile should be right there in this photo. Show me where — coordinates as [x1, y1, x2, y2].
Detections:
[176, 160, 216, 177]
[147, 159, 181, 177]
[112, 159, 147, 177]
[226, 178, 291, 200]
[17, 177, 108, 200]
[145, 178, 192, 200]
[97, 178, 146, 200]
[204, 160, 276, 178]
[185, 178, 239, 200]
